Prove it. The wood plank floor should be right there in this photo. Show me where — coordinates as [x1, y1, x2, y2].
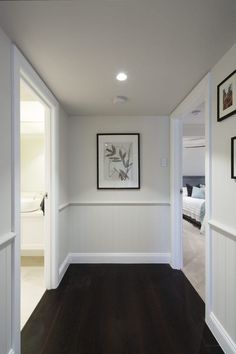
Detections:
[21, 264, 223, 354]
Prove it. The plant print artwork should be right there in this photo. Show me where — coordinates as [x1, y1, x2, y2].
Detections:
[104, 142, 133, 182]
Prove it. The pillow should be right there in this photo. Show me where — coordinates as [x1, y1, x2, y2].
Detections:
[191, 186, 205, 199]
[186, 184, 193, 196]
[182, 187, 187, 197]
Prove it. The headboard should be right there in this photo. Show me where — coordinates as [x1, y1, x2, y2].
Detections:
[183, 176, 205, 187]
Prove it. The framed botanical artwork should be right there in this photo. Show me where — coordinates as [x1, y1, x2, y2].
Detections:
[217, 70, 236, 121]
[97, 133, 140, 189]
[231, 136, 236, 179]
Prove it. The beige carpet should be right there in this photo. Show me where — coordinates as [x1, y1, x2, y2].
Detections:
[182, 219, 205, 301]
[21, 257, 45, 329]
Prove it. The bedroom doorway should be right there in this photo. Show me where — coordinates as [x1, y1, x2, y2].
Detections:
[181, 104, 206, 300]
[170, 74, 211, 307]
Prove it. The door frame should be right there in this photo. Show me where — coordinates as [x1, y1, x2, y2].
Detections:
[11, 45, 59, 353]
[170, 73, 212, 318]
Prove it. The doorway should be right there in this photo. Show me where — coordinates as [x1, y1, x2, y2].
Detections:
[20, 79, 47, 328]
[12, 45, 59, 352]
[170, 74, 211, 309]
[181, 103, 206, 300]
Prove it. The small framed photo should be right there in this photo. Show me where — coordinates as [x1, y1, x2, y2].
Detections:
[97, 133, 140, 189]
[217, 70, 236, 121]
[231, 136, 236, 179]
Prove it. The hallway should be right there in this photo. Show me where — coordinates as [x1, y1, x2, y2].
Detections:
[21, 264, 222, 354]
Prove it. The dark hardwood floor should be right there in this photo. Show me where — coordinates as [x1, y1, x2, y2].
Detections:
[21, 264, 223, 354]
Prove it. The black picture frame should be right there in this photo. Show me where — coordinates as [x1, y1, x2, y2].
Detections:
[217, 70, 236, 122]
[231, 136, 236, 179]
[97, 133, 140, 189]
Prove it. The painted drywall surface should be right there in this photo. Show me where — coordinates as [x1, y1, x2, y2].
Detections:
[183, 146, 205, 176]
[68, 115, 170, 255]
[21, 136, 45, 193]
[183, 124, 204, 137]
[0, 27, 12, 354]
[210, 42, 236, 350]
[68, 116, 170, 203]
[59, 107, 69, 206]
[58, 107, 69, 266]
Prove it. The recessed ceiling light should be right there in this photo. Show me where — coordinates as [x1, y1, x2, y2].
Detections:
[116, 72, 128, 81]
[113, 95, 128, 104]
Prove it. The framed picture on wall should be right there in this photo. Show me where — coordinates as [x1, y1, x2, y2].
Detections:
[97, 133, 140, 189]
[217, 70, 236, 121]
[231, 136, 236, 179]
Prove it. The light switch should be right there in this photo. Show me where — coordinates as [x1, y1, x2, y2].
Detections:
[160, 157, 168, 167]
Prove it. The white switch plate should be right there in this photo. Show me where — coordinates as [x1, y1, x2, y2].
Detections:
[160, 158, 168, 167]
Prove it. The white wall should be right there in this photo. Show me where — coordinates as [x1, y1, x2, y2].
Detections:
[21, 136, 45, 193]
[67, 115, 170, 260]
[183, 123, 205, 137]
[68, 116, 170, 203]
[183, 146, 205, 176]
[0, 27, 13, 354]
[208, 43, 236, 353]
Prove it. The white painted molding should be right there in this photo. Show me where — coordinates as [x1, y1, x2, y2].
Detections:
[70, 202, 170, 206]
[0, 232, 16, 248]
[69, 252, 171, 264]
[58, 203, 70, 211]
[58, 254, 70, 284]
[209, 219, 236, 240]
[58, 202, 170, 210]
[208, 312, 236, 354]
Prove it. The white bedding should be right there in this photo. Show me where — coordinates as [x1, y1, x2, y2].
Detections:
[182, 196, 205, 223]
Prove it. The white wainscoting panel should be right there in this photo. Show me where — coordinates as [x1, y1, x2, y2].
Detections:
[58, 206, 69, 269]
[0, 243, 12, 354]
[210, 228, 236, 353]
[69, 204, 170, 255]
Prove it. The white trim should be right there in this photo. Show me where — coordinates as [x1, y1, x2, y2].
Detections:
[170, 118, 183, 269]
[58, 203, 70, 211]
[61, 202, 170, 208]
[58, 254, 70, 283]
[68, 252, 171, 264]
[0, 232, 16, 248]
[207, 312, 236, 354]
[209, 219, 236, 240]
[58, 202, 170, 211]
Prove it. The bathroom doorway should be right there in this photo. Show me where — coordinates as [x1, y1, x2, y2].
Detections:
[12, 46, 59, 351]
[20, 79, 48, 328]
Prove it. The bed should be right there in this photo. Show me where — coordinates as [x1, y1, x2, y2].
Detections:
[183, 176, 205, 230]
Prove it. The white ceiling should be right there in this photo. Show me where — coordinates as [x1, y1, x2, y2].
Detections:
[0, 0, 236, 116]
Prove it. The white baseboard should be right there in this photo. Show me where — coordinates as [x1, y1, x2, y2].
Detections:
[207, 312, 236, 354]
[68, 252, 171, 264]
[58, 254, 70, 284]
